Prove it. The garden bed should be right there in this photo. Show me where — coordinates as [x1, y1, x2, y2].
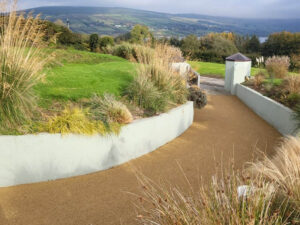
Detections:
[243, 78, 299, 110]
[0, 101, 194, 187]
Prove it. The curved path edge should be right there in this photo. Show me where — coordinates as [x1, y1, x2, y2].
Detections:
[0, 101, 194, 187]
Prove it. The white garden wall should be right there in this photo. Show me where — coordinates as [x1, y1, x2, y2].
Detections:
[0, 101, 194, 187]
[236, 84, 297, 136]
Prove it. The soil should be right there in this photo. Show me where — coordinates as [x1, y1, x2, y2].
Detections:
[0, 95, 282, 225]
[244, 80, 299, 110]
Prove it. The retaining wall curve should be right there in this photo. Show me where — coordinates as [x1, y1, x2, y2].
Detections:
[0, 101, 194, 187]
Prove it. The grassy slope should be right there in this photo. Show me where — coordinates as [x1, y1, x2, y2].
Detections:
[35, 49, 135, 106]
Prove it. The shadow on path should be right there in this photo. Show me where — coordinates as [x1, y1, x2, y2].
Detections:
[0, 95, 281, 225]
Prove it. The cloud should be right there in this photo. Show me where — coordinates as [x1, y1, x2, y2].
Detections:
[18, 0, 300, 18]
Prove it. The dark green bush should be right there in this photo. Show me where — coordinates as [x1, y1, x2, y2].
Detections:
[293, 104, 300, 131]
[188, 86, 207, 109]
[287, 93, 300, 109]
[112, 43, 135, 60]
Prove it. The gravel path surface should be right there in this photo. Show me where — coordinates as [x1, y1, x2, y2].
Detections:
[0, 95, 282, 225]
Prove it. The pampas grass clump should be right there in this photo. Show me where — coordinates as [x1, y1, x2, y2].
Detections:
[127, 44, 187, 114]
[136, 137, 300, 225]
[89, 94, 133, 124]
[0, 0, 48, 127]
[251, 137, 300, 211]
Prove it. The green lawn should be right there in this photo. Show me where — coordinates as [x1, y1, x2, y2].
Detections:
[189, 61, 265, 78]
[35, 49, 135, 106]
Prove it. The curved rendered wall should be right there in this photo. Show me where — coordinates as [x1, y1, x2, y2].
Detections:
[0, 101, 194, 187]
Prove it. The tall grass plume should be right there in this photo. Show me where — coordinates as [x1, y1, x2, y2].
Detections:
[0, 0, 48, 127]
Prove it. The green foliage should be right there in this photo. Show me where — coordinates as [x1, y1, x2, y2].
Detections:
[126, 74, 168, 115]
[188, 86, 207, 109]
[126, 44, 188, 115]
[42, 20, 86, 50]
[287, 93, 300, 109]
[112, 43, 135, 60]
[180, 35, 200, 59]
[262, 32, 300, 57]
[245, 35, 261, 53]
[89, 34, 99, 52]
[198, 35, 238, 62]
[129, 25, 153, 44]
[291, 54, 300, 71]
[87, 94, 133, 124]
[293, 104, 300, 131]
[179, 33, 238, 62]
[99, 36, 114, 50]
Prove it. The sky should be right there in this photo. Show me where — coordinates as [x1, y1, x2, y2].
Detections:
[18, 0, 300, 19]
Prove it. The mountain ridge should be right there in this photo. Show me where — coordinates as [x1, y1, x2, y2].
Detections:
[24, 6, 300, 37]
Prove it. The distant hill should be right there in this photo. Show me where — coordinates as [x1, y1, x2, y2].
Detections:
[24, 6, 300, 37]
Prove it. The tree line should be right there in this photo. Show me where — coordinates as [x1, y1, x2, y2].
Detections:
[42, 20, 300, 71]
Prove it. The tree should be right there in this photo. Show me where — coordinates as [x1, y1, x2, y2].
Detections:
[169, 37, 181, 47]
[99, 36, 114, 49]
[245, 35, 260, 53]
[129, 24, 153, 44]
[262, 32, 300, 57]
[89, 34, 99, 52]
[198, 35, 238, 62]
[180, 35, 200, 58]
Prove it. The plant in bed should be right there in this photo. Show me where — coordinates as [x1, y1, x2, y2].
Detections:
[88, 94, 133, 125]
[0, 2, 48, 129]
[126, 44, 188, 115]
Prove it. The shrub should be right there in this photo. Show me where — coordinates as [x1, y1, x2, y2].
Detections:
[140, 63, 188, 105]
[88, 94, 133, 124]
[291, 54, 300, 72]
[112, 43, 135, 60]
[0, 4, 48, 128]
[99, 36, 114, 49]
[89, 34, 99, 52]
[39, 107, 108, 135]
[126, 44, 188, 115]
[126, 73, 168, 115]
[286, 74, 300, 94]
[196, 35, 238, 63]
[265, 56, 290, 79]
[293, 104, 300, 131]
[188, 86, 207, 109]
[286, 93, 300, 109]
[253, 71, 266, 88]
